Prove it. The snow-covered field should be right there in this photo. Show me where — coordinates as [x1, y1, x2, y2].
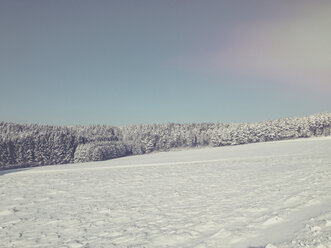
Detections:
[1, 137, 331, 248]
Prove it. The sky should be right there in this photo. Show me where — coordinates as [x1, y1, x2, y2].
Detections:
[0, 0, 330, 126]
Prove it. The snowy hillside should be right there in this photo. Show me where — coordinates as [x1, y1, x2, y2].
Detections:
[1, 137, 331, 247]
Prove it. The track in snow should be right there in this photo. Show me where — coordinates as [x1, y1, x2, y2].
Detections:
[1, 137, 331, 248]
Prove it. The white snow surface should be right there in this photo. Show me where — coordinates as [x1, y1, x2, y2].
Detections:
[1, 137, 331, 248]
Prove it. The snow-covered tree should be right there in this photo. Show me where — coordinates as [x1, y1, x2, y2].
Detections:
[1, 113, 330, 169]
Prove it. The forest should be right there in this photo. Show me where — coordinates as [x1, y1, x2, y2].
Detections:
[1, 113, 330, 169]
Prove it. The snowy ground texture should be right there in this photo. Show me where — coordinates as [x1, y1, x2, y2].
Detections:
[1, 137, 331, 248]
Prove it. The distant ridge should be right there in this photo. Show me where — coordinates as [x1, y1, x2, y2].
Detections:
[1, 112, 330, 169]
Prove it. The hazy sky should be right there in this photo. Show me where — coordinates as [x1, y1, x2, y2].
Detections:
[1, 1, 330, 126]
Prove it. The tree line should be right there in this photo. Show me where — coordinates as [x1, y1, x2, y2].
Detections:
[0, 113, 330, 169]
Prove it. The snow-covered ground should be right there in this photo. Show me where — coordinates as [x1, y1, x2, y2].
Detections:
[1, 137, 331, 248]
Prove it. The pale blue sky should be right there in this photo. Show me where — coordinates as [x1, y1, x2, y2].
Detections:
[1, 1, 330, 125]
